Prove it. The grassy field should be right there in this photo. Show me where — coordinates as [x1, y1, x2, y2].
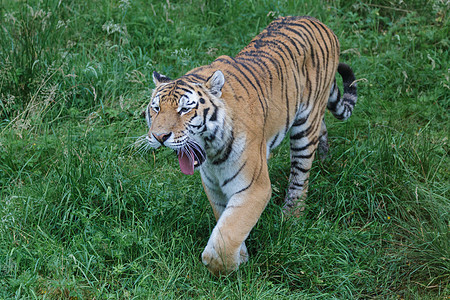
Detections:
[0, 0, 448, 298]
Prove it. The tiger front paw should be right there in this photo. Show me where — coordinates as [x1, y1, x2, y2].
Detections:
[201, 242, 242, 276]
[239, 242, 249, 264]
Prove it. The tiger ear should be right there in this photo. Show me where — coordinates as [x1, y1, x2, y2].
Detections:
[205, 70, 225, 97]
[153, 71, 171, 86]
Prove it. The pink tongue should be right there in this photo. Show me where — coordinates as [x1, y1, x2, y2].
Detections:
[178, 151, 194, 175]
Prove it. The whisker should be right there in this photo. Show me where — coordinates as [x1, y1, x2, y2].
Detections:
[128, 134, 155, 157]
[188, 140, 206, 159]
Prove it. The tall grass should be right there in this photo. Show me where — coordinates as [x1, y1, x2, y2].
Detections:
[0, 0, 448, 298]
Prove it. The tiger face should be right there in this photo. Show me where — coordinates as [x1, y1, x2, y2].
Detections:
[145, 70, 226, 175]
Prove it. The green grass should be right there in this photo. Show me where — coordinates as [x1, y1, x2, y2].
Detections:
[0, 0, 448, 298]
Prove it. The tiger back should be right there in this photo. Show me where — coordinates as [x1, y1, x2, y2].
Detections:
[144, 16, 357, 276]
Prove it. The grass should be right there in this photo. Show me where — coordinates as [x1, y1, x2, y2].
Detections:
[0, 0, 448, 298]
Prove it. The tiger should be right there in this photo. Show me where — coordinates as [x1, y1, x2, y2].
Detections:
[143, 16, 357, 276]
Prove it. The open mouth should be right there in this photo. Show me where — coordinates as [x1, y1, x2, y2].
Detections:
[176, 140, 206, 175]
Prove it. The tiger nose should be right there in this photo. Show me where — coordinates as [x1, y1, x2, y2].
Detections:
[153, 132, 171, 143]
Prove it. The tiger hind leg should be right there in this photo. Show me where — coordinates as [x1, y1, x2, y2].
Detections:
[317, 118, 329, 161]
[283, 115, 320, 216]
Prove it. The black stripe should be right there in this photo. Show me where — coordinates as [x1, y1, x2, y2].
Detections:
[292, 152, 314, 159]
[233, 179, 253, 196]
[184, 73, 207, 82]
[292, 117, 307, 127]
[211, 132, 234, 165]
[222, 162, 247, 187]
[178, 88, 193, 94]
[202, 108, 210, 125]
[345, 98, 356, 106]
[291, 117, 319, 140]
[291, 161, 310, 173]
[269, 133, 280, 149]
[290, 138, 318, 152]
[289, 22, 316, 44]
[290, 130, 306, 140]
[289, 181, 304, 188]
[209, 101, 218, 122]
[327, 88, 341, 111]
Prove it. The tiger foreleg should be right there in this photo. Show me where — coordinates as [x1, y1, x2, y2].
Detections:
[201, 163, 271, 276]
[201, 180, 249, 267]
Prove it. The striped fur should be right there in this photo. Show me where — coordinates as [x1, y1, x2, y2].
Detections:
[145, 16, 357, 275]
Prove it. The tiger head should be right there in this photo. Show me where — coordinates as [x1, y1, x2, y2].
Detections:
[145, 70, 226, 175]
